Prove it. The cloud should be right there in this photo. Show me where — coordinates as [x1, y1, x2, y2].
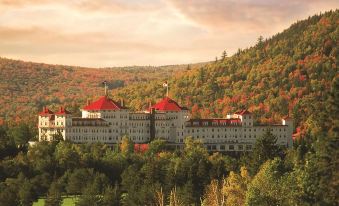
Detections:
[166, 0, 339, 32]
[0, 0, 337, 66]
[0, 0, 162, 13]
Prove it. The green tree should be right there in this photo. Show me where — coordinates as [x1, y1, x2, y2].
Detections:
[8, 123, 34, 147]
[76, 184, 102, 206]
[45, 181, 63, 206]
[0, 125, 17, 159]
[18, 179, 36, 206]
[55, 141, 80, 170]
[145, 139, 166, 157]
[224, 167, 251, 206]
[245, 158, 286, 206]
[0, 182, 19, 206]
[248, 130, 281, 175]
[66, 169, 94, 195]
[221, 50, 227, 60]
[102, 183, 121, 206]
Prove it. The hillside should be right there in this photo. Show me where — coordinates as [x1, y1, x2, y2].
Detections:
[113, 10, 338, 138]
[0, 58, 205, 123]
[0, 10, 337, 137]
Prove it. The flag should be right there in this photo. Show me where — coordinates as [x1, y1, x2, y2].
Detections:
[163, 81, 168, 87]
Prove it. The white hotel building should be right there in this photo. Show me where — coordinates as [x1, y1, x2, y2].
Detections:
[38, 95, 293, 151]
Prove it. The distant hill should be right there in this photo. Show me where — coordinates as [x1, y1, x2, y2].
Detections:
[113, 10, 338, 137]
[0, 10, 337, 137]
[0, 58, 204, 123]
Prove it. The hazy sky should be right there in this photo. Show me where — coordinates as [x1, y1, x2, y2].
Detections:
[0, 0, 338, 67]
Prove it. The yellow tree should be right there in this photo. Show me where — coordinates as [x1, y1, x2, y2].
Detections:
[223, 167, 251, 206]
[119, 135, 134, 155]
[169, 187, 183, 206]
[202, 179, 225, 206]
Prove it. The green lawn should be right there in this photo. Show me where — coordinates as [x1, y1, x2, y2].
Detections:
[33, 196, 78, 206]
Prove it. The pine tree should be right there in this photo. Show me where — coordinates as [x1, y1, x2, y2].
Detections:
[45, 181, 63, 206]
[102, 183, 121, 206]
[221, 50, 227, 60]
[18, 180, 35, 206]
[248, 130, 281, 175]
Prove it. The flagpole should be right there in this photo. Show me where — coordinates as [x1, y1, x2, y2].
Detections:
[166, 84, 169, 97]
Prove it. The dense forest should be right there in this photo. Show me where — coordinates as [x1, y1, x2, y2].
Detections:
[0, 59, 202, 124]
[0, 10, 338, 206]
[114, 10, 338, 139]
[0, 75, 337, 205]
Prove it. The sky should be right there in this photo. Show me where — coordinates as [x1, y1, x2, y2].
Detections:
[0, 0, 338, 67]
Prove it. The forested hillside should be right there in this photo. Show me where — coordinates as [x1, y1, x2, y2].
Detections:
[114, 10, 338, 138]
[0, 10, 338, 206]
[0, 59, 199, 123]
[0, 10, 338, 138]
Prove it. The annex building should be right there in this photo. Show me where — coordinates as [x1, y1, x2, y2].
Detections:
[38, 95, 293, 151]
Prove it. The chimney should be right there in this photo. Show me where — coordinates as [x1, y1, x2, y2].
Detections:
[87, 99, 91, 106]
[120, 99, 124, 107]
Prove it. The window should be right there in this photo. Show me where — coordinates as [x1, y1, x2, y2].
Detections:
[229, 145, 234, 150]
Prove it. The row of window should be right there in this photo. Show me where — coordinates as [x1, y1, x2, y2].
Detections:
[209, 144, 252, 151]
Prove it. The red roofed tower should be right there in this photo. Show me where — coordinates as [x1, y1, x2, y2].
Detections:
[150, 97, 187, 112]
[83, 96, 125, 111]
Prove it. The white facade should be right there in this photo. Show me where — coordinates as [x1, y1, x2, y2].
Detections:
[38, 96, 293, 151]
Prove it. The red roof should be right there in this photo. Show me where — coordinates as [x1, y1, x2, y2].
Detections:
[83, 96, 124, 111]
[55, 107, 71, 115]
[39, 107, 54, 115]
[151, 97, 186, 111]
[235, 109, 252, 115]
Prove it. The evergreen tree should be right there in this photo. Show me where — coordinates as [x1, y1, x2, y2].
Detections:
[221, 50, 227, 60]
[76, 184, 102, 206]
[248, 130, 281, 175]
[8, 123, 33, 147]
[102, 183, 121, 206]
[45, 181, 63, 206]
[257, 36, 264, 46]
[18, 180, 36, 206]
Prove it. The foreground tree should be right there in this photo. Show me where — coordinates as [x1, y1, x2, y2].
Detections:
[202, 179, 225, 206]
[18, 179, 36, 206]
[119, 136, 134, 155]
[45, 181, 63, 206]
[102, 183, 121, 206]
[224, 167, 251, 206]
[248, 130, 281, 175]
[246, 158, 289, 206]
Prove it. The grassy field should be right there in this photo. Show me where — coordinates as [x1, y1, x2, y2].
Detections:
[33, 196, 78, 206]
